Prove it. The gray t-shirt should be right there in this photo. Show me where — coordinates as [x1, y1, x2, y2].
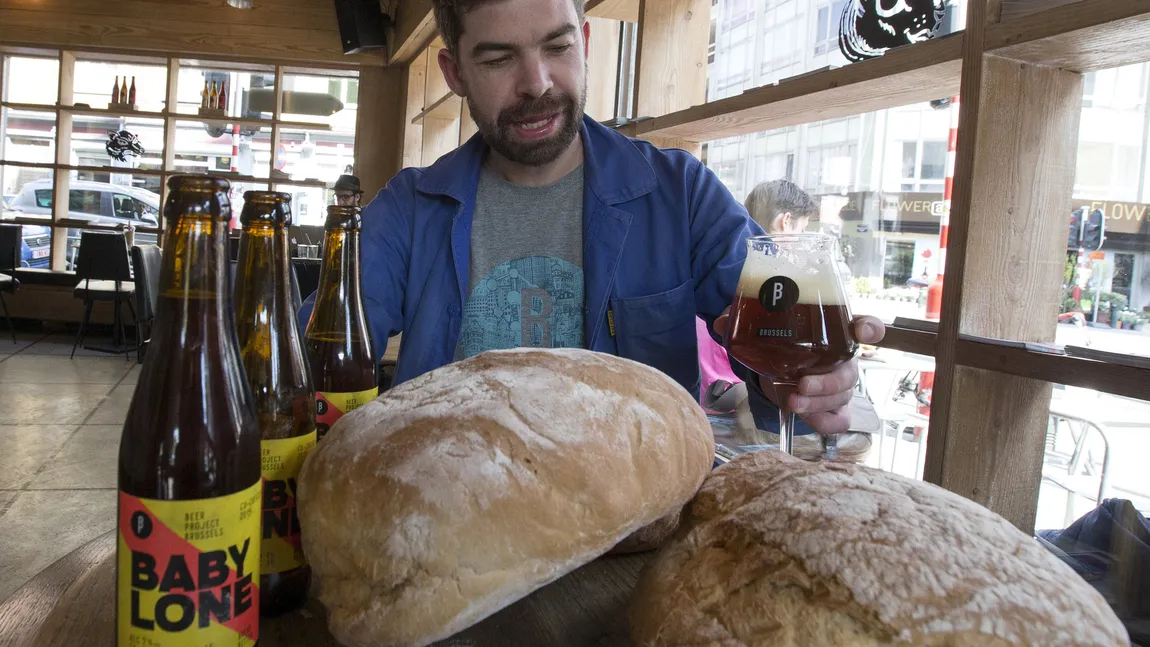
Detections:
[455, 164, 585, 360]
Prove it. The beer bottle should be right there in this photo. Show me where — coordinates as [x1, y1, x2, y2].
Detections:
[217, 81, 228, 112]
[112, 75, 121, 104]
[304, 205, 378, 440]
[129, 76, 137, 105]
[233, 191, 316, 617]
[210, 81, 219, 110]
[201, 80, 209, 108]
[116, 175, 261, 647]
[121, 77, 129, 106]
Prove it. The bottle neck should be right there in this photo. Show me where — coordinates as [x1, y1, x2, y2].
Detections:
[234, 220, 296, 347]
[156, 213, 231, 310]
[310, 227, 365, 336]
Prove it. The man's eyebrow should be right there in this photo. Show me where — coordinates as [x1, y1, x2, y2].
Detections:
[470, 24, 577, 56]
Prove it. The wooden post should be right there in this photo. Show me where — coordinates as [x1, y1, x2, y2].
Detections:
[924, 0, 1084, 533]
[631, 0, 709, 156]
[354, 66, 406, 196]
[51, 51, 74, 271]
[402, 50, 429, 170]
[585, 17, 622, 122]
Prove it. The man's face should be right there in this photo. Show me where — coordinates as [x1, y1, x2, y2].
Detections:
[335, 191, 361, 206]
[440, 0, 589, 167]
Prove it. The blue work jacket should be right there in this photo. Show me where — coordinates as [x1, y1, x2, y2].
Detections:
[298, 115, 764, 400]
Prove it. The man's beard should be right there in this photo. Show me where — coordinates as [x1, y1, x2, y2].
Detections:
[467, 83, 586, 167]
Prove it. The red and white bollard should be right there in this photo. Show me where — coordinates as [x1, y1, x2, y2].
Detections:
[917, 95, 960, 431]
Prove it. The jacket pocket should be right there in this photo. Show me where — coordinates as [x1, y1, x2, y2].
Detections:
[611, 279, 700, 394]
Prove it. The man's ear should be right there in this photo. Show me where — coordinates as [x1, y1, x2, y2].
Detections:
[438, 47, 468, 98]
[582, 19, 591, 59]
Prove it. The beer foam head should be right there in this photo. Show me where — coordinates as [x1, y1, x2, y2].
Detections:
[736, 250, 849, 307]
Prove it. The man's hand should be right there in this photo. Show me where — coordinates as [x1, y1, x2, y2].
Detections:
[712, 308, 886, 435]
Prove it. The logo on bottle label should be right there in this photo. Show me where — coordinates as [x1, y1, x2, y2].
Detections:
[315, 387, 378, 440]
[758, 276, 800, 312]
[117, 482, 261, 647]
[260, 430, 317, 575]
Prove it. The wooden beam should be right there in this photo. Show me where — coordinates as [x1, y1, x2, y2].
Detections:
[924, 12, 1084, 535]
[939, 367, 1054, 535]
[410, 91, 459, 124]
[354, 65, 405, 196]
[0, 7, 384, 66]
[586, 0, 639, 23]
[389, 0, 437, 65]
[875, 326, 937, 357]
[956, 339, 1150, 402]
[986, 0, 1150, 72]
[631, 35, 963, 143]
[631, 0, 709, 121]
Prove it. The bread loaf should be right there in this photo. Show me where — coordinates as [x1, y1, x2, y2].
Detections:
[631, 451, 1130, 647]
[297, 348, 714, 647]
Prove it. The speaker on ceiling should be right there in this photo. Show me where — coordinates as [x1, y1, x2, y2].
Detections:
[333, 0, 390, 55]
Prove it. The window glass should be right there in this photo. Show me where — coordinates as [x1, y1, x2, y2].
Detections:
[1, 107, 57, 164]
[2, 56, 59, 106]
[72, 59, 167, 113]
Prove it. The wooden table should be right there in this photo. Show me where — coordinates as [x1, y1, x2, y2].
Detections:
[0, 532, 652, 646]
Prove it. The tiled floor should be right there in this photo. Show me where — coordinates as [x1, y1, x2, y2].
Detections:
[0, 331, 139, 601]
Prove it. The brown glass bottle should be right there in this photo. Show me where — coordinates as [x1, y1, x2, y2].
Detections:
[116, 176, 261, 647]
[304, 205, 377, 440]
[233, 191, 316, 617]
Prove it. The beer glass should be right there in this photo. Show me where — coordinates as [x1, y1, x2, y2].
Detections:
[724, 233, 858, 459]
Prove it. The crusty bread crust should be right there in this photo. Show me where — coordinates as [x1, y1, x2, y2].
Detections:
[631, 451, 1130, 647]
[297, 348, 714, 647]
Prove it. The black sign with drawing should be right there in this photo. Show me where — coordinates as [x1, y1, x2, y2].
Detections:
[106, 130, 145, 162]
[838, 0, 947, 62]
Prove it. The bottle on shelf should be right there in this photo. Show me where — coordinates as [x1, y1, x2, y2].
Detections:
[111, 75, 121, 104]
[115, 175, 261, 647]
[120, 77, 129, 106]
[201, 80, 210, 108]
[210, 81, 219, 110]
[128, 76, 137, 106]
[233, 191, 316, 617]
[217, 81, 227, 113]
[304, 205, 378, 441]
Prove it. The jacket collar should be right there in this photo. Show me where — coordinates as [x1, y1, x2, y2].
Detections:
[414, 114, 658, 205]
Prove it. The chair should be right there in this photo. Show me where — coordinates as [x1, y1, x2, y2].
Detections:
[71, 232, 136, 359]
[130, 245, 162, 364]
[0, 225, 21, 343]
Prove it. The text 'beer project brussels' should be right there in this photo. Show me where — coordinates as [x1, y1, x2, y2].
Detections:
[233, 191, 317, 617]
[116, 176, 261, 647]
[305, 204, 378, 440]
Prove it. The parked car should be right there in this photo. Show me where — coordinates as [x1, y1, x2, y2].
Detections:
[0, 209, 53, 269]
[6, 179, 161, 269]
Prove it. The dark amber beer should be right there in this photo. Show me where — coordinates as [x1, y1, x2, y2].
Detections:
[116, 176, 261, 647]
[304, 205, 377, 440]
[725, 234, 857, 457]
[234, 191, 316, 617]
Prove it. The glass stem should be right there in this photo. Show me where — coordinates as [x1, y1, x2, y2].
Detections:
[779, 407, 795, 455]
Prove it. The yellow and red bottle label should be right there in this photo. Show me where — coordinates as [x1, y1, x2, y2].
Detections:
[315, 387, 377, 439]
[117, 482, 261, 647]
[260, 430, 316, 575]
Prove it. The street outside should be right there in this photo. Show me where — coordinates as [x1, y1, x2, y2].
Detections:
[853, 295, 1150, 532]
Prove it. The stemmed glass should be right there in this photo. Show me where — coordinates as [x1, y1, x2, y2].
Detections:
[723, 233, 858, 459]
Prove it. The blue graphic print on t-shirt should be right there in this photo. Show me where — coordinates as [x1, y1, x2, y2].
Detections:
[455, 255, 585, 360]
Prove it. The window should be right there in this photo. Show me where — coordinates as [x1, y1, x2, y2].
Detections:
[0, 50, 360, 264]
[814, 1, 846, 55]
